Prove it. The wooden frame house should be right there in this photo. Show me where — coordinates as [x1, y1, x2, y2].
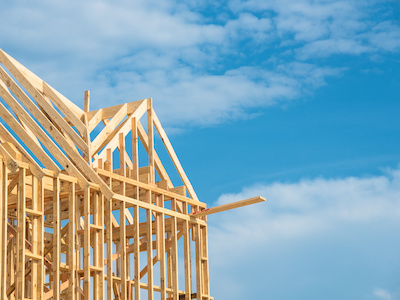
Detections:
[0, 49, 264, 299]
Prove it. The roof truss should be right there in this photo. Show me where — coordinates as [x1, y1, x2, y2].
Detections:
[0, 49, 203, 201]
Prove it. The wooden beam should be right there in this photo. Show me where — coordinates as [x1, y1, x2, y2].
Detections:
[93, 99, 148, 163]
[42, 82, 87, 137]
[0, 103, 60, 174]
[137, 121, 173, 189]
[190, 196, 266, 218]
[0, 68, 113, 198]
[120, 198, 127, 300]
[147, 99, 155, 184]
[83, 187, 91, 299]
[0, 129, 45, 179]
[84, 90, 90, 113]
[53, 177, 61, 300]
[91, 103, 127, 155]
[106, 197, 113, 299]
[68, 182, 76, 300]
[133, 204, 140, 300]
[0, 79, 90, 186]
[0, 49, 84, 118]
[87, 109, 103, 133]
[16, 168, 26, 299]
[152, 110, 198, 200]
[0, 160, 7, 299]
[0, 53, 89, 157]
[87, 99, 145, 121]
[0, 143, 19, 174]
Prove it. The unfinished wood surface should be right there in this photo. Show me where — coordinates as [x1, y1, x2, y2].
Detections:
[0, 50, 265, 300]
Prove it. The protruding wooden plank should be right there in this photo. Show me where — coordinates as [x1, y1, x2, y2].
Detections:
[84, 90, 90, 113]
[190, 196, 266, 218]
[131, 117, 139, 182]
[147, 99, 155, 184]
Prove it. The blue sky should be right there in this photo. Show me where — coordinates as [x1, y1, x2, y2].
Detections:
[1, 0, 400, 299]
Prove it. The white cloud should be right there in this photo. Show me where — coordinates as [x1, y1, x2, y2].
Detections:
[0, 0, 398, 129]
[296, 39, 372, 59]
[374, 288, 393, 300]
[87, 62, 342, 126]
[207, 167, 400, 299]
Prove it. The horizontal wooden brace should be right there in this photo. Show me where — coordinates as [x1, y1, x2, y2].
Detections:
[190, 196, 266, 218]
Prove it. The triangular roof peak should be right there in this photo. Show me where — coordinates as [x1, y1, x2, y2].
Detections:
[0, 49, 198, 201]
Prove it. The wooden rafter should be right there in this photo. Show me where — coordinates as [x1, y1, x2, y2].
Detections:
[0, 50, 265, 300]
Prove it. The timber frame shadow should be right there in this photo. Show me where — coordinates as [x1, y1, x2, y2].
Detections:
[0, 49, 265, 299]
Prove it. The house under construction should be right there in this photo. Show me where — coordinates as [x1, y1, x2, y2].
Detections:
[0, 49, 264, 299]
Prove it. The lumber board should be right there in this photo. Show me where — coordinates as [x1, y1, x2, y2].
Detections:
[0, 49, 268, 300]
[190, 196, 266, 218]
[152, 110, 198, 200]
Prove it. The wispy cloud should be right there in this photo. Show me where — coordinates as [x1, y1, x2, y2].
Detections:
[0, 0, 398, 129]
[208, 166, 400, 299]
[374, 288, 393, 300]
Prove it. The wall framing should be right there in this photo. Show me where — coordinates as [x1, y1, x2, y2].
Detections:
[0, 49, 264, 299]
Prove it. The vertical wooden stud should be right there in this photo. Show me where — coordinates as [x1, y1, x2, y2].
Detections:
[0, 160, 7, 299]
[183, 204, 192, 300]
[147, 98, 154, 184]
[147, 191, 154, 299]
[158, 195, 166, 299]
[106, 197, 113, 300]
[83, 187, 91, 299]
[120, 199, 127, 300]
[53, 176, 60, 300]
[132, 118, 138, 181]
[195, 223, 202, 300]
[171, 198, 179, 300]
[68, 181, 76, 300]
